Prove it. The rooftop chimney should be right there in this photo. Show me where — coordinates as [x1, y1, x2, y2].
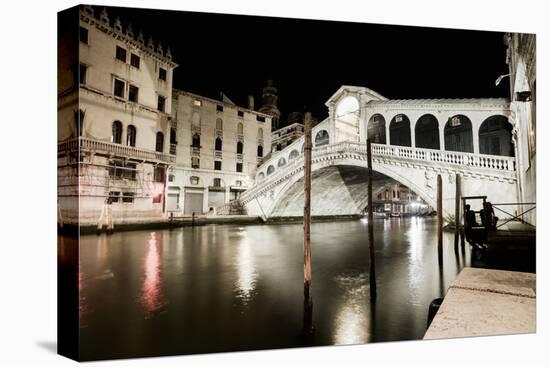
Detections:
[248, 95, 255, 110]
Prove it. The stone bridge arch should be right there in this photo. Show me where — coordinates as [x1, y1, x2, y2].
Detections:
[242, 142, 518, 220]
[263, 157, 438, 217]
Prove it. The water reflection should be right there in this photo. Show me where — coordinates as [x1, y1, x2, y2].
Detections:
[79, 262, 88, 328]
[333, 272, 370, 345]
[141, 232, 165, 317]
[407, 217, 425, 306]
[234, 229, 257, 304]
[76, 218, 470, 360]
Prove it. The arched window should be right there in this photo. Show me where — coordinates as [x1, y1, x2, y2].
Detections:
[112, 121, 123, 144]
[267, 165, 275, 175]
[257, 172, 265, 181]
[315, 130, 329, 146]
[257, 145, 263, 157]
[237, 122, 243, 135]
[479, 115, 514, 156]
[278, 157, 286, 167]
[367, 114, 386, 144]
[258, 128, 263, 139]
[237, 141, 243, 154]
[155, 132, 164, 152]
[216, 118, 223, 131]
[192, 134, 201, 148]
[75, 109, 85, 137]
[289, 149, 299, 161]
[415, 114, 440, 149]
[389, 114, 411, 147]
[215, 137, 222, 151]
[126, 125, 136, 147]
[444, 115, 473, 153]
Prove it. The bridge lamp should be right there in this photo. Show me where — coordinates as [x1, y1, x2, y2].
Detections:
[495, 74, 510, 86]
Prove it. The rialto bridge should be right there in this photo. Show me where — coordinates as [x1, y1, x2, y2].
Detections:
[218, 86, 521, 219]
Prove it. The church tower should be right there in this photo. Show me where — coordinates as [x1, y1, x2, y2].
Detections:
[259, 79, 281, 131]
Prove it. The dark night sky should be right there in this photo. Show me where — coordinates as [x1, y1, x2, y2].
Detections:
[102, 5, 510, 124]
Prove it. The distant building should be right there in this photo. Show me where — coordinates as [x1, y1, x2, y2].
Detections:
[271, 122, 304, 152]
[505, 32, 536, 224]
[169, 90, 272, 215]
[58, 6, 177, 227]
[373, 183, 431, 215]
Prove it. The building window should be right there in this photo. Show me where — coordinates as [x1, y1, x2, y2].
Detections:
[193, 99, 202, 107]
[236, 163, 243, 172]
[130, 53, 140, 68]
[237, 122, 244, 135]
[128, 85, 139, 102]
[126, 125, 136, 147]
[108, 160, 136, 180]
[168, 174, 175, 182]
[257, 145, 263, 157]
[238, 110, 244, 117]
[192, 134, 201, 148]
[125, 162, 137, 180]
[155, 132, 164, 152]
[112, 121, 123, 144]
[191, 157, 200, 168]
[115, 46, 127, 62]
[214, 161, 222, 170]
[216, 105, 223, 112]
[190, 176, 199, 185]
[80, 27, 89, 44]
[153, 166, 165, 183]
[159, 67, 167, 81]
[237, 141, 243, 154]
[157, 95, 166, 112]
[215, 138, 223, 151]
[169, 128, 177, 154]
[114, 78, 125, 98]
[75, 109, 84, 137]
[79, 63, 87, 85]
[122, 192, 135, 203]
[109, 191, 120, 203]
[257, 116, 265, 122]
[213, 178, 222, 187]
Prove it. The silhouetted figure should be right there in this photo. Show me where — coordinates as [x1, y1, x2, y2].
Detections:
[464, 204, 477, 244]
[465, 204, 477, 227]
[483, 201, 498, 230]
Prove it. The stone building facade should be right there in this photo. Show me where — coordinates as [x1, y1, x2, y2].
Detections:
[58, 6, 177, 227]
[168, 90, 272, 215]
[506, 32, 536, 224]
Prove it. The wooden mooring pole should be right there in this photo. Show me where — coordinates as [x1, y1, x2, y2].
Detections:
[367, 139, 377, 300]
[437, 174, 443, 264]
[454, 174, 461, 254]
[303, 112, 314, 337]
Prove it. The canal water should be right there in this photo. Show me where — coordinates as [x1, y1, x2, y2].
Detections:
[67, 217, 471, 360]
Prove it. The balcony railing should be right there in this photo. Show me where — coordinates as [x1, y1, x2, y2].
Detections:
[214, 150, 223, 159]
[237, 134, 244, 141]
[190, 146, 201, 157]
[236, 153, 243, 161]
[169, 144, 177, 155]
[58, 137, 176, 164]
[215, 129, 223, 138]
